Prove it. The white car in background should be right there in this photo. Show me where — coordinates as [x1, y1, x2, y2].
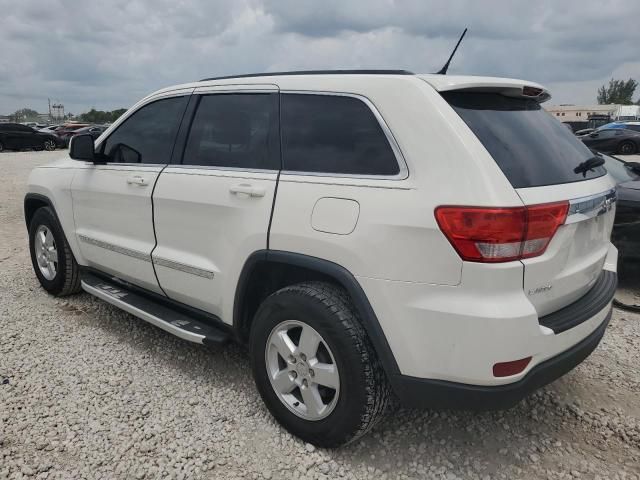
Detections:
[24, 70, 618, 447]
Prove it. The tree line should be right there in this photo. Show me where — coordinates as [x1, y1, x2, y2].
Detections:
[8, 107, 127, 124]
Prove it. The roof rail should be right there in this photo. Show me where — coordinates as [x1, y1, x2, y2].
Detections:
[199, 69, 414, 82]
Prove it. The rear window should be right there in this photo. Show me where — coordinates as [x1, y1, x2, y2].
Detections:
[443, 92, 606, 188]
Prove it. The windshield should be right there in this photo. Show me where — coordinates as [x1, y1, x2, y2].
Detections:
[602, 154, 640, 183]
[443, 92, 606, 188]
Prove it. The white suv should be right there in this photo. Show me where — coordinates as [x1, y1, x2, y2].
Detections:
[25, 70, 618, 447]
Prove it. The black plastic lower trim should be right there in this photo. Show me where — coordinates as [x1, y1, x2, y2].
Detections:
[539, 270, 617, 333]
[392, 308, 611, 410]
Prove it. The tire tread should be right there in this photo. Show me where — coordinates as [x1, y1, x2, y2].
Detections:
[264, 281, 391, 445]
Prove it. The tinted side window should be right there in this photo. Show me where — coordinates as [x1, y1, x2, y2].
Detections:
[101, 96, 188, 164]
[182, 93, 278, 170]
[281, 94, 400, 176]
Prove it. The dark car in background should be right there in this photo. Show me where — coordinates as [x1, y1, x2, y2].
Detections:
[0, 123, 60, 152]
[601, 153, 640, 262]
[579, 128, 640, 155]
[64, 125, 107, 146]
[55, 124, 91, 146]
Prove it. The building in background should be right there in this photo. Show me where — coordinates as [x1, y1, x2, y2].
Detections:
[544, 104, 620, 132]
[0, 115, 10, 123]
[544, 104, 619, 122]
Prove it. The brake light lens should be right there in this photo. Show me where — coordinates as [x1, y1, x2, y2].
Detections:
[435, 202, 568, 263]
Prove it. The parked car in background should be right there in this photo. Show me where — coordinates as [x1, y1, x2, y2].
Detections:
[579, 128, 640, 154]
[55, 124, 90, 146]
[0, 123, 60, 152]
[39, 125, 62, 134]
[64, 125, 107, 146]
[600, 153, 640, 263]
[575, 122, 640, 137]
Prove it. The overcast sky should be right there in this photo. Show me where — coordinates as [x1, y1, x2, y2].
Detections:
[1, 0, 639, 115]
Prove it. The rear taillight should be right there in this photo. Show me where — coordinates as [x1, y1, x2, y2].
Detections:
[435, 202, 568, 263]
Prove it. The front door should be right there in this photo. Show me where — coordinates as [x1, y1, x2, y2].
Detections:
[152, 85, 280, 322]
[71, 93, 191, 294]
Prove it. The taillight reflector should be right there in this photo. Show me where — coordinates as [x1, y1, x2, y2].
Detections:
[493, 357, 532, 377]
[435, 202, 568, 263]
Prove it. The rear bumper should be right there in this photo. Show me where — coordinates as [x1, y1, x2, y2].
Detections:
[392, 307, 611, 410]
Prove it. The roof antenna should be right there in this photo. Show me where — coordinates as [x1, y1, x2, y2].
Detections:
[435, 28, 468, 75]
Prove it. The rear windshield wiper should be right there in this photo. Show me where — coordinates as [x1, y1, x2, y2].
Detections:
[574, 156, 605, 177]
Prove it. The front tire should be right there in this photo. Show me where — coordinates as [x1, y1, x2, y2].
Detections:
[250, 282, 390, 447]
[28, 207, 81, 296]
[43, 139, 57, 151]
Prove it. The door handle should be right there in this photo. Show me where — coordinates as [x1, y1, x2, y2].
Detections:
[126, 176, 149, 186]
[229, 184, 266, 197]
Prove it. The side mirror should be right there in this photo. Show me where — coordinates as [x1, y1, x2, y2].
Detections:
[69, 134, 95, 161]
[589, 132, 598, 138]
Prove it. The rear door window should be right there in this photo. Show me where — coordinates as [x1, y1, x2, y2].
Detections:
[182, 93, 279, 170]
[280, 93, 400, 176]
[443, 92, 606, 188]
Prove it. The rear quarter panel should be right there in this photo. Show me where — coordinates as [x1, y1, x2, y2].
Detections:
[270, 76, 524, 285]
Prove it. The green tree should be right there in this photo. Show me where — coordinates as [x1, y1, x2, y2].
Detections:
[597, 78, 638, 105]
[10, 108, 40, 122]
[79, 108, 127, 123]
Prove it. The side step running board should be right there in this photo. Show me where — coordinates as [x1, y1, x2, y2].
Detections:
[81, 272, 230, 345]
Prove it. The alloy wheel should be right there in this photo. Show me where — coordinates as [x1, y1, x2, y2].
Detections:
[265, 320, 340, 421]
[34, 225, 58, 280]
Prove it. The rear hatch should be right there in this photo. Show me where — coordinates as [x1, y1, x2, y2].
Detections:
[430, 79, 616, 317]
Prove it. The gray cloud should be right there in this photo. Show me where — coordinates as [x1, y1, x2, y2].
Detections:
[0, 0, 638, 115]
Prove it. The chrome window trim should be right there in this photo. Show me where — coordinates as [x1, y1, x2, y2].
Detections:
[279, 90, 409, 180]
[166, 164, 278, 174]
[565, 188, 617, 224]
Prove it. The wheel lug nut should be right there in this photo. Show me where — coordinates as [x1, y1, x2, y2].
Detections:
[309, 369, 314, 377]
[300, 353, 306, 362]
[289, 355, 296, 363]
[291, 371, 297, 379]
[302, 379, 308, 388]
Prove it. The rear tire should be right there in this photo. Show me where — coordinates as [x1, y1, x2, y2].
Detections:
[618, 141, 638, 155]
[250, 281, 390, 447]
[28, 207, 82, 296]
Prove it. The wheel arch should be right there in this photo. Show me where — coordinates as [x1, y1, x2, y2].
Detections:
[233, 250, 401, 379]
[24, 193, 82, 265]
[24, 193, 56, 229]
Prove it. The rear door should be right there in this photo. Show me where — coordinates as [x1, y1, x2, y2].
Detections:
[443, 91, 616, 316]
[71, 92, 191, 294]
[151, 84, 280, 321]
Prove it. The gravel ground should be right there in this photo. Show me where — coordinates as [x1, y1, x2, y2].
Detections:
[1, 150, 639, 480]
